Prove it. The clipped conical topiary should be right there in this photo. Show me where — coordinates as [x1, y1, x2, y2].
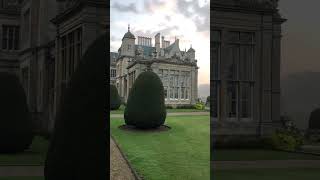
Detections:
[0, 72, 34, 153]
[44, 34, 107, 180]
[309, 108, 320, 130]
[110, 84, 121, 110]
[124, 70, 166, 129]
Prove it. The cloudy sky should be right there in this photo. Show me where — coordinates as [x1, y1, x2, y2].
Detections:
[279, 0, 320, 78]
[110, 0, 210, 85]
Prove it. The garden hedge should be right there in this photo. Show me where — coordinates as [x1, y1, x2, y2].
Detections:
[0, 72, 33, 153]
[44, 34, 107, 180]
[309, 108, 320, 130]
[124, 70, 166, 129]
[110, 84, 121, 110]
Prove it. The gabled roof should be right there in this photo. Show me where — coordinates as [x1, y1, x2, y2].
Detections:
[164, 39, 181, 56]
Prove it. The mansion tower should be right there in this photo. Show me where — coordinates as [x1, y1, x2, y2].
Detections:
[112, 26, 199, 107]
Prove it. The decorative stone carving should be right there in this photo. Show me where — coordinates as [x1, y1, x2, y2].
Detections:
[135, 46, 143, 57]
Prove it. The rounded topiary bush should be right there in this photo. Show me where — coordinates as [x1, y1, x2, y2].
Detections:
[309, 108, 320, 130]
[110, 84, 121, 110]
[0, 72, 33, 153]
[44, 34, 107, 180]
[124, 70, 166, 129]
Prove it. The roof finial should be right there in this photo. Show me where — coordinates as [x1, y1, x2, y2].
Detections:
[128, 24, 130, 32]
[190, 44, 192, 48]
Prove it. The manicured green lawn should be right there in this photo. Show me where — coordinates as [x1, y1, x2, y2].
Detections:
[166, 108, 209, 113]
[110, 115, 210, 180]
[0, 177, 43, 180]
[110, 105, 209, 114]
[213, 168, 320, 180]
[212, 149, 320, 161]
[0, 136, 48, 165]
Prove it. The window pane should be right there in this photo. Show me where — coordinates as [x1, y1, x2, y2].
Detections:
[14, 27, 19, 50]
[8, 27, 14, 50]
[212, 43, 220, 79]
[227, 82, 237, 118]
[186, 88, 189, 99]
[240, 45, 253, 80]
[213, 30, 221, 42]
[240, 32, 254, 43]
[240, 83, 251, 118]
[181, 87, 185, 99]
[164, 87, 168, 99]
[175, 87, 179, 99]
[226, 31, 239, 42]
[2, 26, 7, 49]
[171, 87, 175, 99]
[212, 81, 219, 118]
[225, 45, 239, 80]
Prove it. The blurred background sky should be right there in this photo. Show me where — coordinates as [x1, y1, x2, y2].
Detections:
[279, 0, 320, 78]
[110, 0, 210, 99]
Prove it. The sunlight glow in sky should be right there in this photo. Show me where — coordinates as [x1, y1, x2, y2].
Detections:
[110, 0, 210, 85]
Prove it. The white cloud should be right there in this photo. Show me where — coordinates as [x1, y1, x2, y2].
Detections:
[110, 0, 210, 84]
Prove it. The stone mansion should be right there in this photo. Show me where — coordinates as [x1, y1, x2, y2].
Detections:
[111, 26, 199, 107]
[212, 0, 285, 140]
[0, 0, 107, 133]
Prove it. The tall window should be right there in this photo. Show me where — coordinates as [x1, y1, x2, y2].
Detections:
[212, 30, 221, 118]
[159, 69, 169, 99]
[110, 69, 116, 78]
[225, 31, 255, 120]
[60, 27, 82, 81]
[2, 25, 19, 50]
[75, 27, 82, 67]
[61, 36, 67, 80]
[158, 69, 190, 101]
[180, 71, 190, 100]
[23, 9, 30, 44]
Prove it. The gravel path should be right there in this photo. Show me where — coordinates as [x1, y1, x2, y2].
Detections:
[0, 166, 43, 176]
[110, 111, 209, 118]
[110, 137, 136, 180]
[212, 160, 320, 170]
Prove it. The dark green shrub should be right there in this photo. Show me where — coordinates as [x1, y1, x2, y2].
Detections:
[124, 71, 166, 129]
[309, 108, 320, 130]
[194, 102, 205, 110]
[176, 105, 195, 109]
[110, 84, 121, 110]
[166, 105, 173, 109]
[44, 34, 107, 180]
[0, 72, 33, 153]
[266, 128, 304, 151]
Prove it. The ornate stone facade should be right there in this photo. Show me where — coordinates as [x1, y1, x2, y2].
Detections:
[0, 0, 107, 133]
[212, 0, 286, 142]
[113, 26, 199, 107]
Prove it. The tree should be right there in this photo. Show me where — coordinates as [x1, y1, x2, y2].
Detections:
[124, 70, 166, 129]
[0, 72, 33, 153]
[44, 34, 107, 180]
[110, 84, 121, 110]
